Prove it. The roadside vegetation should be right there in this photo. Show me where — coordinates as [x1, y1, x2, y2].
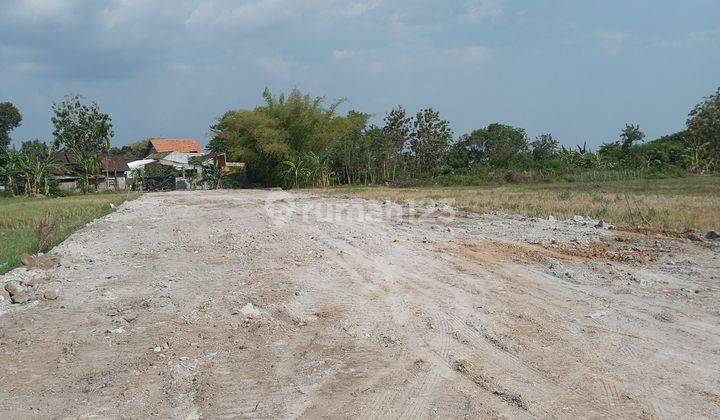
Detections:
[316, 176, 720, 233]
[0, 192, 138, 274]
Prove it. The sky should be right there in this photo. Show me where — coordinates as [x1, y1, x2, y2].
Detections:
[1, 0, 719, 150]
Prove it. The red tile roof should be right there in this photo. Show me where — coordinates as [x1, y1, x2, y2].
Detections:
[149, 138, 203, 154]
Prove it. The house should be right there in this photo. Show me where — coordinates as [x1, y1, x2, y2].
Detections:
[144, 138, 204, 158]
[53, 151, 131, 191]
[146, 151, 192, 170]
[201, 152, 246, 174]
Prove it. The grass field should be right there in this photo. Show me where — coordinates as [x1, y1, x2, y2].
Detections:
[0, 192, 139, 274]
[315, 176, 720, 233]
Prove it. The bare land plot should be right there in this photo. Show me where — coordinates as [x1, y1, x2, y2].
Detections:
[1, 190, 719, 418]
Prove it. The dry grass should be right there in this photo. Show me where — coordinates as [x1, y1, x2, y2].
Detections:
[34, 215, 60, 254]
[312, 176, 720, 233]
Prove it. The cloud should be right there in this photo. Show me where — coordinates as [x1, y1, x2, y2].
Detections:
[332, 50, 356, 61]
[100, 0, 190, 30]
[389, 13, 442, 37]
[462, 0, 504, 22]
[651, 27, 720, 49]
[448, 45, 490, 63]
[169, 62, 193, 73]
[596, 29, 628, 54]
[328, 44, 491, 76]
[342, 0, 382, 17]
[186, 0, 299, 29]
[14, 61, 44, 73]
[1, 0, 80, 22]
[252, 54, 309, 82]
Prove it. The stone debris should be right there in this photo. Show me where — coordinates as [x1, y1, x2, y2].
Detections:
[240, 303, 261, 318]
[4, 281, 30, 304]
[43, 289, 60, 300]
[587, 310, 608, 319]
[568, 216, 613, 230]
[5, 280, 25, 296]
[705, 231, 719, 240]
[20, 253, 61, 270]
[687, 233, 704, 242]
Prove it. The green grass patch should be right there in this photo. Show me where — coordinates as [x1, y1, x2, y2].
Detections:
[0, 192, 139, 274]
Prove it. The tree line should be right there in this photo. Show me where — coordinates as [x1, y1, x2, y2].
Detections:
[2, 87, 719, 194]
[207, 87, 720, 188]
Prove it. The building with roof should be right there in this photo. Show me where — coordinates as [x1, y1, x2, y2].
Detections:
[144, 138, 204, 158]
[53, 151, 131, 191]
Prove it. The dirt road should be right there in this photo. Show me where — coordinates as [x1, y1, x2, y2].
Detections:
[1, 190, 719, 418]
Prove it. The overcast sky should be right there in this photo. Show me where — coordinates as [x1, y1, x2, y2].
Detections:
[1, 0, 718, 149]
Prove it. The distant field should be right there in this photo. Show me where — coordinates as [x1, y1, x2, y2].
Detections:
[315, 176, 720, 233]
[0, 192, 139, 274]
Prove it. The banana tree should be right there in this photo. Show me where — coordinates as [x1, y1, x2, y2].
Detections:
[201, 162, 222, 189]
[70, 147, 101, 193]
[305, 151, 332, 187]
[102, 137, 111, 190]
[0, 149, 21, 195]
[281, 156, 309, 189]
[36, 144, 64, 195]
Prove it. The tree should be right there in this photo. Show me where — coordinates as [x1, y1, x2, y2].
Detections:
[281, 156, 309, 188]
[207, 135, 230, 155]
[1, 141, 62, 196]
[201, 162, 222, 189]
[0, 148, 22, 194]
[20, 139, 49, 160]
[687, 87, 720, 161]
[305, 151, 332, 187]
[212, 88, 367, 187]
[330, 110, 372, 184]
[70, 145, 101, 193]
[52, 95, 114, 153]
[214, 109, 288, 186]
[409, 108, 452, 176]
[110, 139, 149, 160]
[456, 123, 528, 168]
[620, 123, 645, 149]
[381, 106, 411, 179]
[51, 95, 113, 192]
[0, 102, 22, 151]
[530, 133, 559, 162]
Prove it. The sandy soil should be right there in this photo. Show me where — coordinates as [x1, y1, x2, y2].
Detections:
[1, 190, 719, 419]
